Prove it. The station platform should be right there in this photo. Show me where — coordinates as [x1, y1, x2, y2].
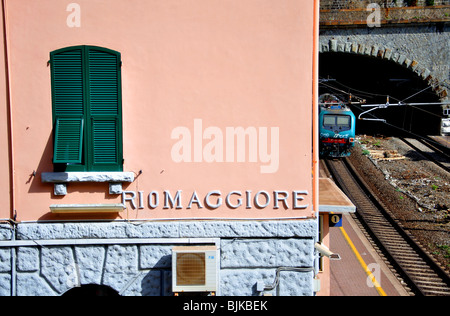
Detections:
[329, 212, 410, 296]
[318, 160, 409, 296]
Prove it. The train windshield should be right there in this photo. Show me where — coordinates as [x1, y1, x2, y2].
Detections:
[323, 115, 351, 130]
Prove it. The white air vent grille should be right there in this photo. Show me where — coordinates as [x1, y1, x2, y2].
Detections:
[172, 246, 218, 293]
[176, 252, 206, 286]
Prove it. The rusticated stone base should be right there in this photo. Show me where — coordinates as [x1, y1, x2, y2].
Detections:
[0, 220, 318, 296]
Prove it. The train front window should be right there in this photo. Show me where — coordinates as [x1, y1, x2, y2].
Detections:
[323, 115, 336, 126]
[323, 115, 351, 131]
[337, 116, 351, 129]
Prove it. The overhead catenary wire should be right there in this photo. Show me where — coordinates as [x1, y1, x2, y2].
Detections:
[319, 80, 367, 103]
[319, 79, 448, 122]
[400, 86, 432, 103]
[333, 79, 402, 103]
[408, 104, 444, 119]
[358, 100, 450, 122]
[319, 80, 449, 147]
[352, 103, 448, 149]
[320, 77, 401, 103]
[319, 77, 442, 107]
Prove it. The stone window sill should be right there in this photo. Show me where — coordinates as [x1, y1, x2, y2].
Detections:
[41, 172, 135, 196]
[41, 172, 135, 183]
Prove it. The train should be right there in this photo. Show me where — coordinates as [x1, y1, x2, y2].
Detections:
[319, 94, 356, 158]
[442, 118, 450, 136]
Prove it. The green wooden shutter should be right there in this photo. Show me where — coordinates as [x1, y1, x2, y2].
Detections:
[53, 118, 84, 163]
[87, 47, 122, 170]
[51, 48, 84, 117]
[51, 48, 85, 166]
[50, 46, 122, 171]
[88, 48, 120, 116]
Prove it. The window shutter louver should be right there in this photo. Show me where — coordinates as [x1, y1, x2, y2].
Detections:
[53, 118, 84, 164]
[92, 119, 118, 164]
[88, 49, 120, 116]
[51, 48, 84, 117]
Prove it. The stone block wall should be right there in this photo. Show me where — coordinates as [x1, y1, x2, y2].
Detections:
[321, 0, 450, 10]
[0, 220, 317, 296]
[0, 224, 12, 296]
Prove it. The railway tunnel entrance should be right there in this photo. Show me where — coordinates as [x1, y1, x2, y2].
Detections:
[319, 52, 443, 136]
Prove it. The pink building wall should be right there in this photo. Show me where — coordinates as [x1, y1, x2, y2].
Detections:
[1, 0, 317, 222]
[0, 1, 11, 220]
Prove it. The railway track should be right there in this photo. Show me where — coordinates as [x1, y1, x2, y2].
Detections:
[399, 137, 450, 173]
[325, 158, 450, 296]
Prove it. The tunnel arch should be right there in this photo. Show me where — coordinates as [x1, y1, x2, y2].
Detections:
[319, 39, 448, 101]
[319, 47, 444, 135]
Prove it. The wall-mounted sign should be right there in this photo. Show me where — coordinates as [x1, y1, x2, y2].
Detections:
[122, 190, 309, 211]
[329, 214, 343, 228]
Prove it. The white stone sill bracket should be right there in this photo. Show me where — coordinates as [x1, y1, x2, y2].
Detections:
[41, 172, 135, 196]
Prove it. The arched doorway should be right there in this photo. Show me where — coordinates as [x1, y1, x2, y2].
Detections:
[62, 284, 120, 297]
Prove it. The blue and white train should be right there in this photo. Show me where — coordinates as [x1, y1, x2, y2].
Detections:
[319, 94, 356, 158]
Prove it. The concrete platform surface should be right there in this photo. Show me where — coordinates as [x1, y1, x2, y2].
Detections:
[330, 213, 410, 296]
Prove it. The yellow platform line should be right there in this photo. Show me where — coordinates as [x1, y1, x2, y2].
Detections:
[339, 226, 387, 296]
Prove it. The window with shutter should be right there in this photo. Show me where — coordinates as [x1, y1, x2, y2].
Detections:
[50, 46, 123, 172]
